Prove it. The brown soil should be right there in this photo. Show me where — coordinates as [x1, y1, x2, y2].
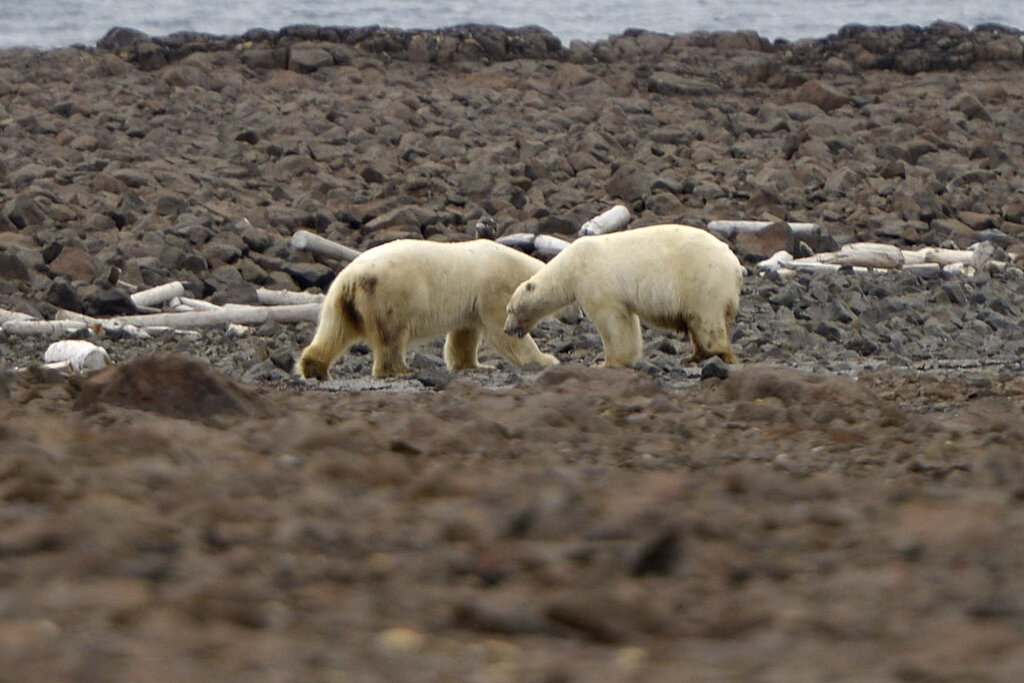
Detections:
[4, 356, 1024, 682]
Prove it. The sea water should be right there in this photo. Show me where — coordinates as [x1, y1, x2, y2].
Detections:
[1, 0, 1022, 50]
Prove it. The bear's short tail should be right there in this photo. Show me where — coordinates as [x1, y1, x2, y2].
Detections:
[298, 277, 364, 379]
[335, 280, 364, 333]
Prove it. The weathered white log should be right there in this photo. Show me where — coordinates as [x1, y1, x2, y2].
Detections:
[911, 247, 976, 266]
[903, 263, 943, 275]
[50, 309, 159, 338]
[533, 234, 571, 260]
[942, 262, 975, 276]
[495, 232, 536, 252]
[43, 340, 110, 373]
[98, 303, 321, 329]
[815, 242, 905, 269]
[579, 205, 631, 236]
[784, 260, 843, 273]
[178, 296, 222, 311]
[129, 281, 186, 308]
[756, 250, 794, 272]
[758, 250, 878, 274]
[256, 288, 324, 306]
[291, 230, 362, 263]
[3, 319, 89, 336]
[168, 297, 194, 312]
[53, 309, 104, 325]
[901, 250, 927, 265]
[707, 220, 823, 242]
[0, 308, 34, 324]
[139, 326, 199, 339]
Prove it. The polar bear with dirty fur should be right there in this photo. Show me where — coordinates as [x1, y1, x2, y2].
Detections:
[504, 224, 743, 366]
[299, 239, 559, 379]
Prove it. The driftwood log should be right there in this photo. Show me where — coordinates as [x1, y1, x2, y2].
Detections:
[82, 303, 321, 330]
[758, 241, 1016, 277]
[3, 319, 90, 336]
[0, 309, 34, 325]
[578, 205, 631, 236]
[43, 340, 111, 373]
[707, 219, 824, 244]
[129, 281, 186, 308]
[256, 288, 324, 306]
[291, 229, 362, 263]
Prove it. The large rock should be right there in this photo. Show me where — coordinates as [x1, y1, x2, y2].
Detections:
[47, 247, 97, 282]
[0, 252, 31, 281]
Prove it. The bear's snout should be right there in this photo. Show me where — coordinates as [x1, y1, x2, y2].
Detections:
[504, 315, 526, 338]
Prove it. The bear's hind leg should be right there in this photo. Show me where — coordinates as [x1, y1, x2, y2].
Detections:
[299, 299, 362, 380]
[590, 307, 643, 367]
[445, 327, 485, 370]
[369, 324, 413, 378]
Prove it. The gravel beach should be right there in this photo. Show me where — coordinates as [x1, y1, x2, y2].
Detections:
[3, 22, 1024, 681]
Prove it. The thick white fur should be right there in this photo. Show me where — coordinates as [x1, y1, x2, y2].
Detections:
[504, 224, 743, 366]
[299, 239, 559, 379]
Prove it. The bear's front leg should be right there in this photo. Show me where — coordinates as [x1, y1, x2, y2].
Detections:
[445, 327, 486, 370]
[487, 330, 558, 369]
[590, 307, 643, 368]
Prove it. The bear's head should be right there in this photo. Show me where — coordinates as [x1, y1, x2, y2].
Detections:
[504, 280, 542, 338]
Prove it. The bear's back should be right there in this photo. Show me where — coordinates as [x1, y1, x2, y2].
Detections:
[349, 238, 543, 281]
[567, 224, 737, 268]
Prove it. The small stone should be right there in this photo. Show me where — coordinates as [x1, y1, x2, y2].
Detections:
[614, 646, 650, 676]
[701, 357, 731, 380]
[373, 626, 426, 656]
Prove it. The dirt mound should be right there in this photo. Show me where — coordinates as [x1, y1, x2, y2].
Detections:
[76, 353, 270, 422]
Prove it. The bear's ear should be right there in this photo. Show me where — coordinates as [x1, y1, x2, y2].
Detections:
[525, 282, 535, 292]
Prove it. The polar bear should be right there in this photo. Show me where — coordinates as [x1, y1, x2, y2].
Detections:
[504, 224, 743, 366]
[299, 239, 559, 379]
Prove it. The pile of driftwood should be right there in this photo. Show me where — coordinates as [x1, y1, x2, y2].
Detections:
[703, 219, 1017, 277]
[0, 282, 322, 339]
[3, 205, 1013, 371]
[1, 280, 325, 372]
[755, 239, 1015, 278]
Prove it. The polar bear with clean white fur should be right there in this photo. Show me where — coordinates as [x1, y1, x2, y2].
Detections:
[504, 224, 743, 366]
[299, 239, 559, 379]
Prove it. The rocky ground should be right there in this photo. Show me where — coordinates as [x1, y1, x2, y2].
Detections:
[3, 21, 1024, 682]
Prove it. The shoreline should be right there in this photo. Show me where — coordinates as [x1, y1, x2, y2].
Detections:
[1, 21, 1021, 74]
